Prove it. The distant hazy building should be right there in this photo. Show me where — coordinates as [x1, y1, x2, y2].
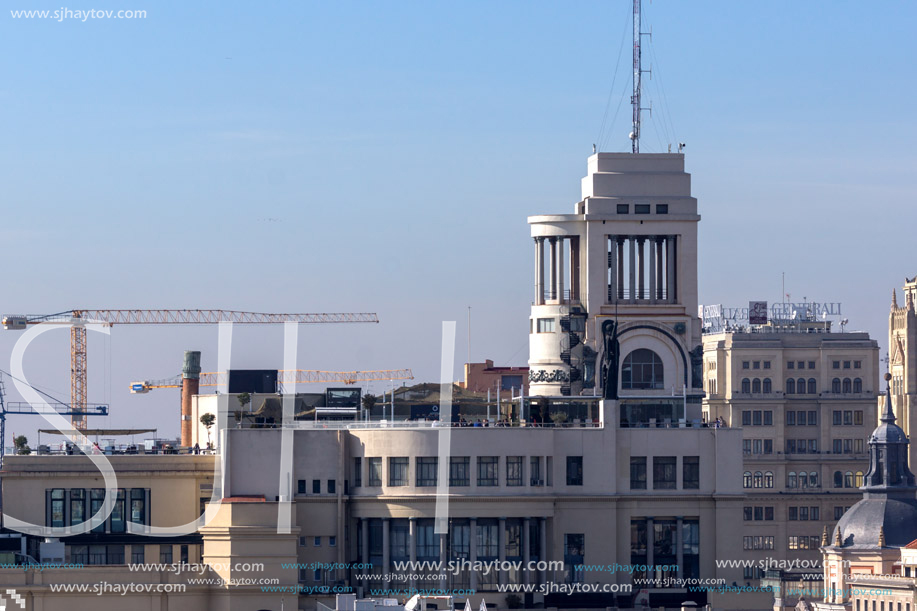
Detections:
[889, 277, 917, 468]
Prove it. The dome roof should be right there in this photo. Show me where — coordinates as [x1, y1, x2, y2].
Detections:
[872, 422, 909, 444]
[836, 496, 917, 549]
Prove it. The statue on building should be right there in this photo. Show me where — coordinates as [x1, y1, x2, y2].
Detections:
[600, 320, 619, 400]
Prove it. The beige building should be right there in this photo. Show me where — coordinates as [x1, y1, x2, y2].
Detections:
[889, 278, 917, 468]
[703, 317, 879, 603]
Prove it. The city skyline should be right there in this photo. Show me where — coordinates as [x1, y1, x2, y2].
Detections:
[2, 0, 916, 442]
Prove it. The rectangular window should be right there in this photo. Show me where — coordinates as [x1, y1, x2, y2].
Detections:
[630, 457, 647, 490]
[808, 361, 816, 369]
[477, 457, 499, 486]
[763, 411, 773, 426]
[753, 439, 762, 455]
[764, 361, 771, 369]
[742, 411, 751, 426]
[655, 204, 668, 214]
[744, 507, 753, 521]
[417, 457, 438, 487]
[327, 479, 336, 494]
[529, 456, 542, 485]
[765, 507, 774, 520]
[789, 507, 798, 520]
[50, 489, 65, 528]
[833, 361, 840, 369]
[131, 545, 144, 565]
[764, 439, 773, 454]
[107, 545, 125, 565]
[808, 411, 817, 426]
[854, 361, 862, 369]
[450, 457, 470, 487]
[130, 489, 146, 525]
[800, 507, 809, 521]
[354, 458, 362, 488]
[634, 204, 650, 214]
[833, 411, 842, 425]
[297, 479, 306, 494]
[506, 456, 523, 487]
[844, 439, 852, 454]
[389, 457, 409, 486]
[70, 489, 86, 525]
[835, 506, 844, 520]
[844, 411, 853, 425]
[368, 458, 382, 486]
[652, 456, 676, 490]
[314, 537, 321, 547]
[90, 489, 105, 533]
[564, 533, 586, 583]
[312, 480, 321, 494]
[742, 361, 750, 370]
[797, 361, 805, 369]
[536, 318, 555, 333]
[844, 361, 851, 369]
[833, 439, 843, 454]
[753, 361, 761, 369]
[855, 439, 864, 453]
[160, 544, 173, 564]
[683, 456, 700, 489]
[754, 506, 763, 521]
[753, 410, 762, 426]
[855, 411, 864, 425]
[329, 536, 336, 547]
[788, 361, 795, 369]
[566, 456, 583, 486]
[811, 507, 820, 520]
[616, 204, 629, 214]
[110, 489, 126, 533]
[787, 411, 796, 426]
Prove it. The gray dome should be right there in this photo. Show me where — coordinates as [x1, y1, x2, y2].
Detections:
[836, 495, 917, 549]
[872, 422, 909, 444]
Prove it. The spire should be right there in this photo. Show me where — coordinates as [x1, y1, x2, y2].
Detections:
[834, 526, 842, 546]
[821, 525, 828, 546]
[908, 291, 915, 312]
[892, 289, 898, 310]
[881, 373, 896, 424]
[879, 526, 886, 547]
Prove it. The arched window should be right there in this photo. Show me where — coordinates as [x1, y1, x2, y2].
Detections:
[622, 349, 664, 389]
[809, 472, 818, 488]
[855, 471, 864, 487]
[854, 378, 862, 393]
[808, 378, 816, 394]
[752, 379, 761, 393]
[741, 378, 751, 394]
[743, 471, 752, 489]
[764, 471, 774, 488]
[786, 378, 796, 394]
[843, 378, 852, 394]
[834, 471, 843, 488]
[753, 471, 763, 488]
[844, 471, 854, 488]
[832, 378, 841, 393]
[763, 378, 772, 393]
[797, 378, 807, 394]
[787, 472, 797, 489]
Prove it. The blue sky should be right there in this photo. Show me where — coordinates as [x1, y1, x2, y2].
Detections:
[1, 1, 915, 443]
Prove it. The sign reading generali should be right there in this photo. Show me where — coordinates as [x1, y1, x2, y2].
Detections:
[749, 301, 768, 325]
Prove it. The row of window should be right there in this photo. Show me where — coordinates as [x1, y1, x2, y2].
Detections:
[616, 203, 668, 215]
[299, 536, 336, 547]
[630, 518, 700, 582]
[834, 410, 865, 426]
[739, 377, 864, 394]
[743, 437, 865, 456]
[629, 456, 699, 490]
[354, 456, 567, 487]
[854, 600, 911, 611]
[743, 506, 774, 521]
[297, 479, 336, 495]
[742, 536, 775, 550]
[740, 360, 862, 371]
[742, 506, 826, 522]
[742, 470, 866, 489]
[787, 536, 821, 550]
[69, 543, 189, 566]
[742, 361, 772, 370]
[48, 488, 148, 531]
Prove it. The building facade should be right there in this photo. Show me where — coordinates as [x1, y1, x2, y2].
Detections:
[889, 278, 917, 469]
[703, 321, 879, 590]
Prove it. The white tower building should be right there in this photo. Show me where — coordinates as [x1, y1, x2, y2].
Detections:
[528, 153, 705, 417]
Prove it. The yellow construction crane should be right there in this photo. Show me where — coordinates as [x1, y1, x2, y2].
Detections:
[1, 310, 379, 429]
[130, 369, 414, 393]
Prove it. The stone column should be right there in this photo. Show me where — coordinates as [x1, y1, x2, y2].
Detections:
[676, 516, 684, 580]
[607, 236, 616, 303]
[361, 519, 370, 588]
[628, 238, 636, 302]
[617, 238, 625, 300]
[539, 518, 548, 583]
[409, 517, 417, 591]
[439, 531, 448, 590]
[557, 238, 565, 303]
[656, 238, 664, 300]
[666, 236, 676, 303]
[523, 518, 531, 586]
[637, 237, 645, 300]
[498, 517, 507, 586]
[470, 518, 478, 592]
[382, 518, 391, 589]
[646, 517, 655, 577]
[548, 237, 558, 301]
[570, 237, 579, 302]
[648, 235, 656, 304]
[534, 237, 545, 305]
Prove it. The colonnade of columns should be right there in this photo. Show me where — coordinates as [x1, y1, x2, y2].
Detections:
[607, 235, 677, 303]
[534, 237, 580, 305]
[357, 516, 549, 591]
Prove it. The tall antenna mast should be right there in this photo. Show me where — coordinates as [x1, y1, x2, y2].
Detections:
[630, 0, 651, 153]
[631, 0, 641, 153]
